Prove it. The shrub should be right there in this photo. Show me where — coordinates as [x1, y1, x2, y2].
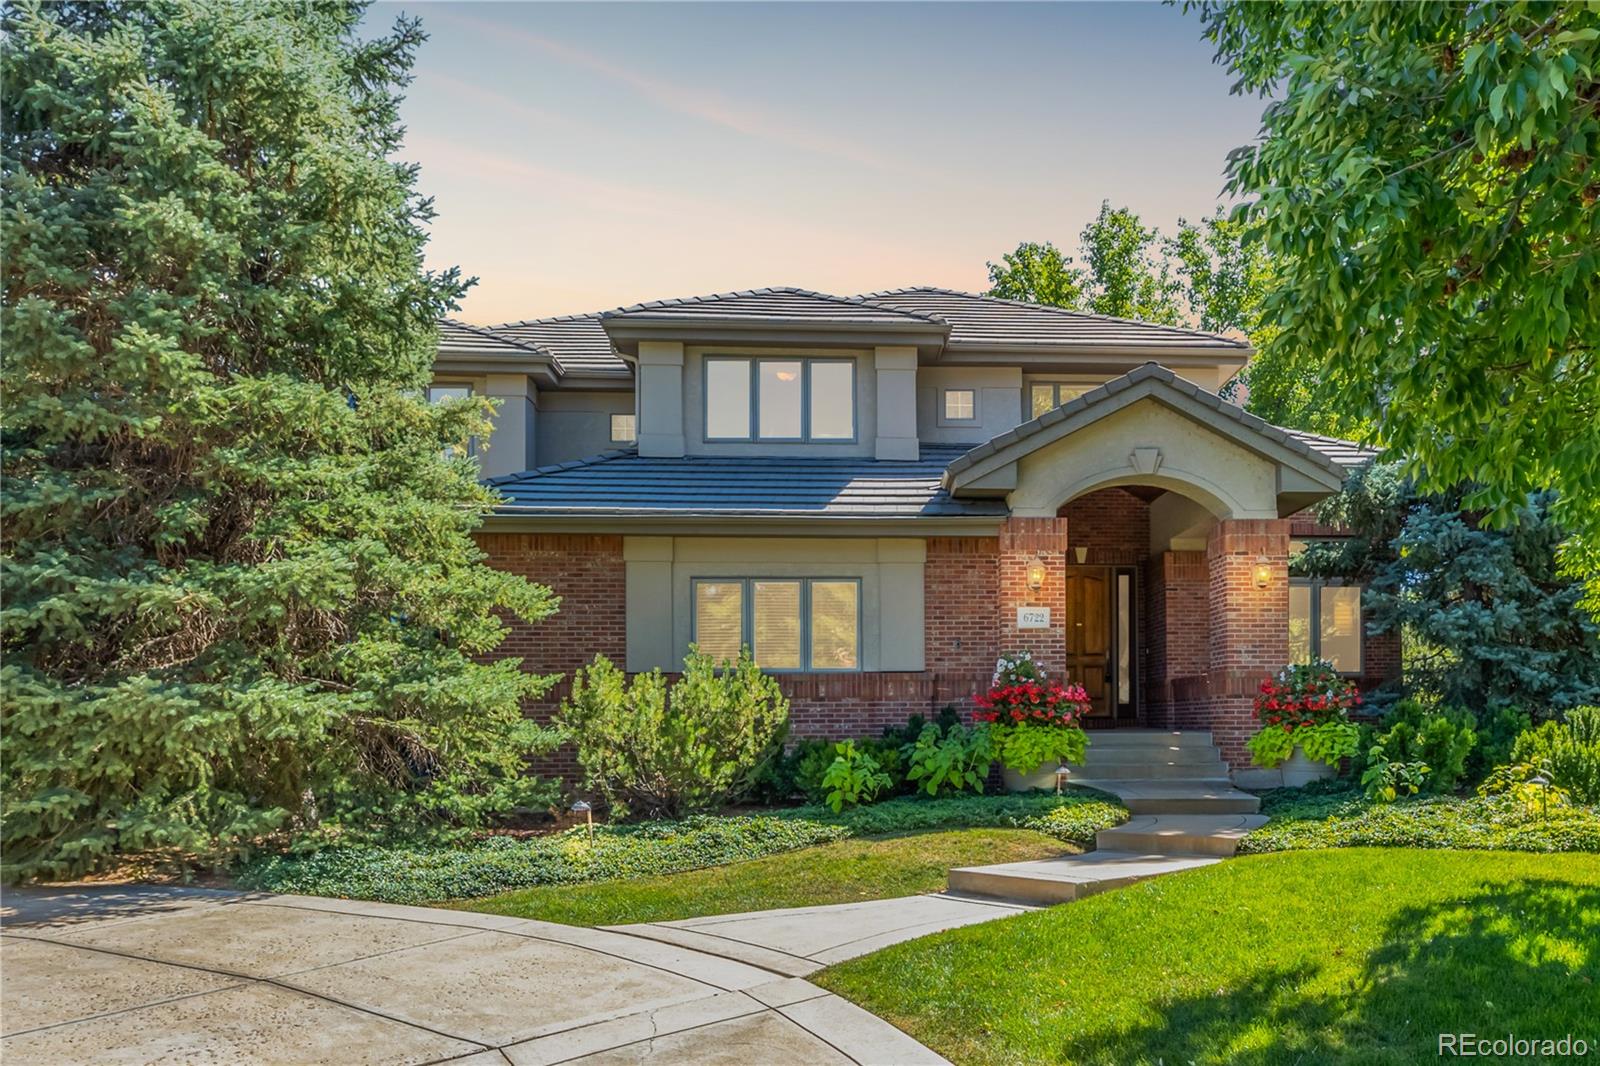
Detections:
[1362, 700, 1477, 794]
[1248, 660, 1363, 769]
[1468, 706, 1532, 784]
[558, 649, 789, 818]
[905, 722, 994, 797]
[1505, 707, 1600, 804]
[1360, 749, 1430, 802]
[819, 742, 894, 813]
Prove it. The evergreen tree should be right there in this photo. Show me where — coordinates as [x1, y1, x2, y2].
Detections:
[1, 0, 558, 879]
[1302, 464, 1600, 718]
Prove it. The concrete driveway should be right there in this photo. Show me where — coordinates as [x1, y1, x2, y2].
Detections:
[0, 886, 954, 1065]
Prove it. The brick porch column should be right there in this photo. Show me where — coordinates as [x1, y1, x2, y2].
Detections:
[998, 517, 1069, 679]
[1203, 518, 1291, 769]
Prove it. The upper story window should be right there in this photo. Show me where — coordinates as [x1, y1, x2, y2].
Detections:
[427, 383, 476, 457]
[704, 357, 855, 442]
[610, 413, 637, 444]
[1029, 381, 1096, 420]
[1289, 539, 1364, 674]
[942, 389, 976, 422]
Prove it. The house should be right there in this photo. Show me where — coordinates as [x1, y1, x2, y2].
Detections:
[432, 287, 1398, 779]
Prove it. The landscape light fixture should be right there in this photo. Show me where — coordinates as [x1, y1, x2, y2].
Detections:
[571, 799, 594, 839]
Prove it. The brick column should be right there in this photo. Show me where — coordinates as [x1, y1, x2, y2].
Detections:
[998, 517, 1068, 679]
[1202, 519, 1290, 768]
[1144, 550, 1209, 728]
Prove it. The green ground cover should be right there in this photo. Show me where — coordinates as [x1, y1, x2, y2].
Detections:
[239, 791, 1126, 905]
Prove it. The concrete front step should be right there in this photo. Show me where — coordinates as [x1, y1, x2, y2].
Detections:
[1069, 778, 1261, 814]
[948, 851, 1220, 905]
[1071, 760, 1231, 780]
[1095, 813, 1269, 857]
[1078, 744, 1226, 764]
[1081, 730, 1215, 748]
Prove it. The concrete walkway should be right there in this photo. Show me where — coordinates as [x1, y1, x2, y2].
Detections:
[1, 885, 955, 1065]
[609, 894, 1031, 977]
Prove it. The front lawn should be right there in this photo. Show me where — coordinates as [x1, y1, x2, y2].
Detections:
[455, 827, 1066, 925]
[816, 849, 1600, 1066]
[239, 791, 1126, 905]
[1241, 786, 1600, 854]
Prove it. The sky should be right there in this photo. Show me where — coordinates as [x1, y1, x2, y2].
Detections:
[373, 2, 1267, 325]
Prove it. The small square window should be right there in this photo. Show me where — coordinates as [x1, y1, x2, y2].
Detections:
[943, 389, 976, 422]
[610, 413, 636, 443]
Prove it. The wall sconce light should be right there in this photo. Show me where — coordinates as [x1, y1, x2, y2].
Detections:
[1253, 556, 1273, 590]
[1073, 546, 1089, 565]
[1026, 560, 1046, 591]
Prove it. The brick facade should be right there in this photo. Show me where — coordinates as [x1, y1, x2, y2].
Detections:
[478, 499, 1400, 784]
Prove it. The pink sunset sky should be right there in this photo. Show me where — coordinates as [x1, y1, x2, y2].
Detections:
[378, 2, 1266, 325]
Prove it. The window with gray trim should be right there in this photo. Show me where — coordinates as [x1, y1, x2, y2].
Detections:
[609, 413, 636, 443]
[942, 388, 977, 422]
[1289, 538, 1364, 674]
[426, 383, 476, 457]
[691, 577, 860, 671]
[703, 357, 856, 442]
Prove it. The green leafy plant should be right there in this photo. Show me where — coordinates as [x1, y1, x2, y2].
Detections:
[1503, 708, 1600, 804]
[557, 649, 789, 818]
[905, 723, 994, 798]
[1360, 748, 1430, 803]
[992, 722, 1087, 777]
[1478, 762, 1574, 814]
[1362, 701, 1477, 794]
[819, 742, 894, 813]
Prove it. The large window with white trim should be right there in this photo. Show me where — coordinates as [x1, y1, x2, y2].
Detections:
[704, 357, 856, 442]
[691, 577, 860, 671]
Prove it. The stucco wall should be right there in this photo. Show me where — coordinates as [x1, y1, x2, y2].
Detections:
[915, 366, 1024, 445]
[622, 536, 925, 673]
[535, 389, 635, 466]
[1009, 397, 1282, 519]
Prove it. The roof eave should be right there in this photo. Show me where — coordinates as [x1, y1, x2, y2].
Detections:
[601, 318, 950, 357]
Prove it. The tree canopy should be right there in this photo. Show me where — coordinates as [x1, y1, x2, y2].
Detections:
[1193, 0, 1600, 592]
[1, 0, 557, 879]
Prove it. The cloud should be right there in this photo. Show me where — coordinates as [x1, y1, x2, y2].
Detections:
[430, 7, 896, 171]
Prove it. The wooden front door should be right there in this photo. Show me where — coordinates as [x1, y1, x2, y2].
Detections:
[1064, 567, 1112, 718]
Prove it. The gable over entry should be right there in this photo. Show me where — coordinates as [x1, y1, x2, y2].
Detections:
[942, 363, 1349, 520]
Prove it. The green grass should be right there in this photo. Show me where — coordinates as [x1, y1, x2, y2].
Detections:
[239, 791, 1126, 905]
[816, 849, 1600, 1066]
[454, 827, 1069, 926]
[1241, 786, 1600, 854]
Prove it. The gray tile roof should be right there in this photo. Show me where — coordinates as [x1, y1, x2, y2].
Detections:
[858, 287, 1252, 353]
[602, 287, 946, 326]
[438, 318, 553, 361]
[488, 445, 1009, 520]
[1278, 428, 1381, 469]
[489, 313, 631, 378]
[945, 362, 1365, 482]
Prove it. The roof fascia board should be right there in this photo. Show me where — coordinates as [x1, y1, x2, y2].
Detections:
[434, 353, 560, 387]
[481, 514, 1005, 537]
[602, 320, 948, 357]
[943, 342, 1252, 361]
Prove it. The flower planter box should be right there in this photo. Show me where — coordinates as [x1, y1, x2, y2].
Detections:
[1001, 765, 1060, 793]
[1281, 745, 1337, 788]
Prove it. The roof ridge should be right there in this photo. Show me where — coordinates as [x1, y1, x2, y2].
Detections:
[492, 310, 606, 328]
[439, 318, 558, 360]
[858, 286, 1251, 348]
[599, 286, 947, 324]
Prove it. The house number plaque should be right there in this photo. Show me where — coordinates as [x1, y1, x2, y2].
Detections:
[1016, 606, 1051, 629]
